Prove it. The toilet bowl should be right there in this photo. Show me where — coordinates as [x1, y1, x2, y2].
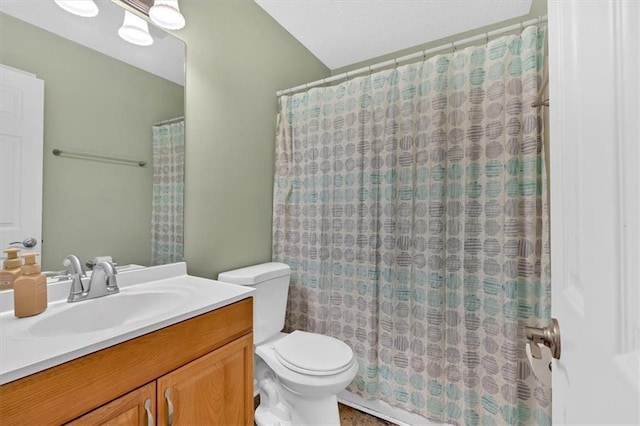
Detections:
[254, 331, 358, 425]
[257, 331, 358, 396]
[217, 263, 358, 426]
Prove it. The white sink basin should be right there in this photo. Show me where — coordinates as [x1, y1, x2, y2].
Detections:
[0, 262, 255, 385]
[28, 290, 188, 337]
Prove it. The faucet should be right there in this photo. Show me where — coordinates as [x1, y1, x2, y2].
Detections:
[64, 255, 86, 302]
[87, 261, 119, 299]
[65, 256, 119, 303]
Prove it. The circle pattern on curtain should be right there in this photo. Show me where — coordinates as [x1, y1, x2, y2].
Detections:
[273, 25, 550, 426]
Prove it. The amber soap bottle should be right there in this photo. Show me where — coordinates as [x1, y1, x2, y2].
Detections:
[13, 252, 47, 318]
[0, 248, 22, 290]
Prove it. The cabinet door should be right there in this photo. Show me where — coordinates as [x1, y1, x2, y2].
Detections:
[157, 333, 253, 426]
[66, 382, 156, 426]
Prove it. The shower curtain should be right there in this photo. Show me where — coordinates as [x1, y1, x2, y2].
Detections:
[273, 25, 550, 425]
[151, 118, 185, 265]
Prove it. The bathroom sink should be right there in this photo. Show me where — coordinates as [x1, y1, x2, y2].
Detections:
[28, 289, 188, 337]
[0, 262, 255, 385]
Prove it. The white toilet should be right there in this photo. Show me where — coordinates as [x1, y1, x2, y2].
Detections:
[218, 262, 358, 426]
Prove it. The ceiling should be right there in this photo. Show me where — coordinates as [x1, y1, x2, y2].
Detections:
[255, 0, 533, 70]
[0, 0, 185, 85]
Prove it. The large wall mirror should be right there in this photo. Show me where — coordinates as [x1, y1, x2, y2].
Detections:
[0, 0, 185, 274]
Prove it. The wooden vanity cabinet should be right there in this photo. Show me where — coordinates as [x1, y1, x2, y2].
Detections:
[0, 298, 253, 426]
[68, 333, 253, 426]
[156, 334, 252, 426]
[66, 382, 157, 426]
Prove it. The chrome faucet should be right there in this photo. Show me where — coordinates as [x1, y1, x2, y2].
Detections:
[64, 255, 86, 302]
[87, 261, 119, 298]
[65, 255, 120, 303]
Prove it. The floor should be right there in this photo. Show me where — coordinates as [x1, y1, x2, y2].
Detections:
[339, 403, 394, 425]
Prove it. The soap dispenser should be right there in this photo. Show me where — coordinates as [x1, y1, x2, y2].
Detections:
[0, 248, 22, 290]
[13, 252, 47, 318]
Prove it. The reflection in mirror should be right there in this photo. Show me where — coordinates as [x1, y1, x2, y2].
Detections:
[0, 0, 185, 277]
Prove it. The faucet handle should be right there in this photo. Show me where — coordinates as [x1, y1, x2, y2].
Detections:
[96, 261, 119, 293]
[95, 261, 117, 275]
[64, 255, 86, 302]
[86, 256, 116, 270]
[63, 255, 86, 277]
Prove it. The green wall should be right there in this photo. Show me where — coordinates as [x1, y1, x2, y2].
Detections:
[0, 13, 184, 271]
[173, 0, 548, 279]
[176, 1, 329, 278]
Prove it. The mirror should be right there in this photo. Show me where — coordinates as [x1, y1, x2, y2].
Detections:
[0, 0, 185, 275]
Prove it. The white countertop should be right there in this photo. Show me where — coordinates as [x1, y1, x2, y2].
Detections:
[0, 262, 254, 385]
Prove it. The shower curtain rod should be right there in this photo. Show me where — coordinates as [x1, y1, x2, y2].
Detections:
[277, 15, 548, 97]
[154, 116, 184, 126]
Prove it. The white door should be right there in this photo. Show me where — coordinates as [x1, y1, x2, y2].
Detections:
[0, 65, 44, 257]
[548, 0, 640, 424]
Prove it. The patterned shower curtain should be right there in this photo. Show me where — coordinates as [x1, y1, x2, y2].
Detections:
[273, 25, 551, 425]
[151, 118, 185, 265]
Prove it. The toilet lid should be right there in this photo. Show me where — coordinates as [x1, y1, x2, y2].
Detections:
[273, 331, 354, 376]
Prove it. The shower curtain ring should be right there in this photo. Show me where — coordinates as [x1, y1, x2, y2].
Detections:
[368, 65, 373, 75]
[394, 58, 398, 68]
[345, 71, 350, 81]
[451, 41, 457, 53]
[485, 32, 490, 43]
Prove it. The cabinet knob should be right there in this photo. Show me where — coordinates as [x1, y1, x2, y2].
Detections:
[164, 388, 174, 426]
[144, 399, 154, 426]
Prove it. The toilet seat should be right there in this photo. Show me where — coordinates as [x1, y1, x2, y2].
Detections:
[272, 331, 354, 376]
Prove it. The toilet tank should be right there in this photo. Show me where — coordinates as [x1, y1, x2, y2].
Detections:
[217, 262, 291, 345]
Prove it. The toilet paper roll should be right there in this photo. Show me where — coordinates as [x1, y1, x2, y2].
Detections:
[526, 342, 552, 387]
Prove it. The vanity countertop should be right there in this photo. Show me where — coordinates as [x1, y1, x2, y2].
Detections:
[0, 262, 254, 385]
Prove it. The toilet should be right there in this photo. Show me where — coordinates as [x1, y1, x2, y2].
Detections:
[218, 262, 358, 426]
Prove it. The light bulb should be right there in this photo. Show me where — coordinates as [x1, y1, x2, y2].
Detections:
[54, 0, 99, 18]
[118, 11, 154, 47]
[149, 0, 185, 30]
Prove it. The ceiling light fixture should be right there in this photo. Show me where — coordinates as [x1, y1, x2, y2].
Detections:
[149, 0, 185, 30]
[54, 0, 99, 18]
[118, 11, 154, 46]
